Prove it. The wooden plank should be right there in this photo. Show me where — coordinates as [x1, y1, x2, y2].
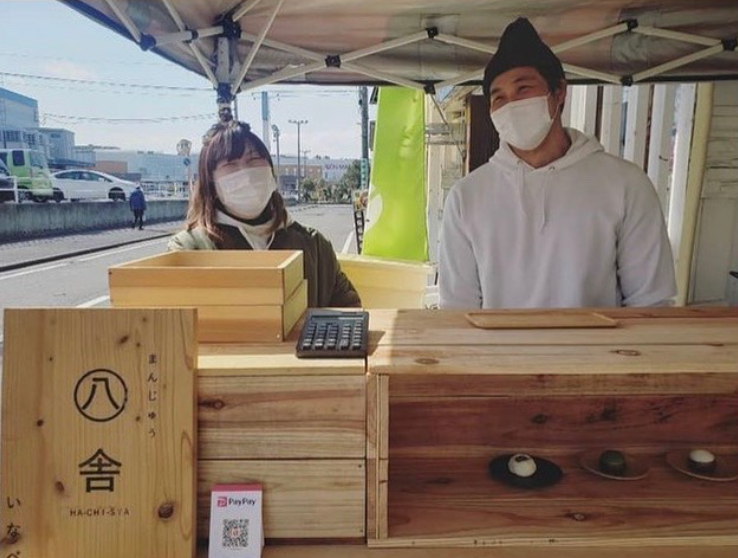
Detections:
[198, 375, 365, 459]
[388, 395, 738, 457]
[196, 544, 738, 557]
[198, 304, 283, 343]
[194, 280, 307, 343]
[283, 278, 308, 338]
[1, 308, 197, 558]
[108, 266, 284, 289]
[466, 311, 617, 329]
[109, 250, 303, 296]
[197, 460, 365, 540]
[367, 311, 738, 347]
[388, 372, 738, 397]
[384, 499, 738, 545]
[369, 344, 738, 377]
[198, 343, 366, 377]
[367, 374, 389, 540]
[111, 285, 286, 306]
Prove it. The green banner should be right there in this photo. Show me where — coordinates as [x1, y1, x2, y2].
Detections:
[362, 87, 428, 262]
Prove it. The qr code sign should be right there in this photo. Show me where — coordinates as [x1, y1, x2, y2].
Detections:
[222, 518, 250, 549]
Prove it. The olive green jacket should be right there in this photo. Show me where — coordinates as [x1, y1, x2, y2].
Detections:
[168, 222, 361, 308]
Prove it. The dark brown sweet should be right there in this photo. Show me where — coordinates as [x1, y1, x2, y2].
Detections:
[599, 450, 627, 476]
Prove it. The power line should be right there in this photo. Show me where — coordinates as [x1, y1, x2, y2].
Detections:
[0, 71, 211, 92]
[44, 112, 216, 124]
[0, 51, 172, 67]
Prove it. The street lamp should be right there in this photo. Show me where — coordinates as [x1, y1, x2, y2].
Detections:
[289, 119, 308, 199]
[271, 124, 281, 188]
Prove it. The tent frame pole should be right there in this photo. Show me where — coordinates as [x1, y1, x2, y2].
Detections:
[231, 0, 286, 95]
[103, 0, 141, 42]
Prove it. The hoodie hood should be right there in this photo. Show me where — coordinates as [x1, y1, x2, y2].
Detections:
[488, 128, 604, 233]
[490, 128, 603, 173]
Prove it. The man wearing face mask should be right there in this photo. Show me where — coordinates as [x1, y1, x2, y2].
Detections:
[439, 17, 676, 309]
[168, 117, 361, 308]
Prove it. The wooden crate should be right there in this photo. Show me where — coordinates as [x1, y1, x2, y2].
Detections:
[366, 308, 738, 548]
[337, 254, 433, 309]
[196, 344, 367, 542]
[109, 250, 306, 343]
[1, 308, 197, 558]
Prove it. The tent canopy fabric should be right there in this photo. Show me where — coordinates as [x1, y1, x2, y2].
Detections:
[61, 0, 738, 95]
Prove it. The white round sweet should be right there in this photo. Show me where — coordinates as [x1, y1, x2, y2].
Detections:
[508, 454, 537, 478]
[689, 449, 715, 465]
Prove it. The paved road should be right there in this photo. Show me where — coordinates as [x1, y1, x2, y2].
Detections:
[0, 204, 356, 370]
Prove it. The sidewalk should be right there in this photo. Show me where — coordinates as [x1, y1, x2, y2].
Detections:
[0, 221, 183, 272]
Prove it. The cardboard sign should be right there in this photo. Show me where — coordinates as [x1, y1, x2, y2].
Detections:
[0, 308, 197, 558]
[209, 484, 263, 558]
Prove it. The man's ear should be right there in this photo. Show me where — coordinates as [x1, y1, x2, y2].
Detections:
[555, 79, 568, 112]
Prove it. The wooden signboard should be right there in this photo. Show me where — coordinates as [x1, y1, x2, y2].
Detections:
[1, 308, 197, 558]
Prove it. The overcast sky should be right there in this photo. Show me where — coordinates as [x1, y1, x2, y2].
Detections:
[1, 1, 369, 157]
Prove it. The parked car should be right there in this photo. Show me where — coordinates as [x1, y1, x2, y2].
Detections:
[0, 148, 55, 202]
[51, 170, 138, 202]
[0, 158, 15, 202]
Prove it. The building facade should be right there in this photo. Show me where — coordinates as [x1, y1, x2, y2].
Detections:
[94, 149, 199, 184]
[0, 87, 45, 152]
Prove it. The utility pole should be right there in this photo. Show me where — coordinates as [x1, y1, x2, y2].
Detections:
[360, 86, 369, 161]
[271, 124, 281, 189]
[289, 119, 308, 199]
[261, 92, 271, 151]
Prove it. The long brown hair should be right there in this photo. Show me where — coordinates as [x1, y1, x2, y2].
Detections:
[186, 118, 287, 245]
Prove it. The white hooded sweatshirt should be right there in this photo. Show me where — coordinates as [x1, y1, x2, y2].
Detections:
[439, 128, 676, 309]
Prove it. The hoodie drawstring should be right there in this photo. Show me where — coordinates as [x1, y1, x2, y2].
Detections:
[517, 161, 554, 233]
[539, 168, 554, 233]
[516, 161, 528, 217]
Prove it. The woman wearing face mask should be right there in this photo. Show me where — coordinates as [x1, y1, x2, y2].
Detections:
[438, 17, 675, 310]
[168, 116, 361, 308]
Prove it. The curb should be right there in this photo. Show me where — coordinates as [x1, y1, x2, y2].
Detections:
[0, 231, 173, 273]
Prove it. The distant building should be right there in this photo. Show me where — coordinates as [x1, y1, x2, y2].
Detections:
[272, 154, 355, 193]
[94, 149, 199, 184]
[39, 127, 93, 169]
[0, 87, 45, 152]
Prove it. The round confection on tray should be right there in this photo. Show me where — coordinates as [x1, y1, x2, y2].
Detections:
[688, 449, 717, 474]
[598, 450, 627, 477]
[508, 454, 537, 478]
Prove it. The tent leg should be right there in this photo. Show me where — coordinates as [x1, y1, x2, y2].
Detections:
[601, 85, 623, 156]
[623, 84, 651, 169]
[676, 83, 714, 305]
[648, 84, 678, 214]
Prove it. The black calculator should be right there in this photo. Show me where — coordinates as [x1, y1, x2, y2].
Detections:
[296, 309, 369, 358]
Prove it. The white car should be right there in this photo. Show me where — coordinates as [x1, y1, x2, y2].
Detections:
[51, 169, 138, 202]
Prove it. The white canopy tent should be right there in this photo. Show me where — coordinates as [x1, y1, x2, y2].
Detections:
[60, 0, 738, 106]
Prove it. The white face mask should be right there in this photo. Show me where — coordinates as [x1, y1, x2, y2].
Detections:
[490, 94, 555, 151]
[215, 166, 276, 219]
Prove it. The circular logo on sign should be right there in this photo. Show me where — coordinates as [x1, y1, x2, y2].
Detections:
[74, 369, 128, 423]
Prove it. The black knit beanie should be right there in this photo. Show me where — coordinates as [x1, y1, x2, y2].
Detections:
[482, 18, 565, 99]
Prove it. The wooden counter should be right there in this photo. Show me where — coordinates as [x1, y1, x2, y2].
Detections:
[365, 308, 738, 549]
[194, 307, 738, 553]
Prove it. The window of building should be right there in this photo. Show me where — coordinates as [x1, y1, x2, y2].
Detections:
[4, 131, 21, 143]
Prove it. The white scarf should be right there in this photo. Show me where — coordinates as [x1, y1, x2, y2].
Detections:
[215, 207, 293, 250]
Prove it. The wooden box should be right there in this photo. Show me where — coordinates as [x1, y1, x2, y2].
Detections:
[366, 308, 738, 548]
[109, 250, 306, 343]
[337, 253, 433, 309]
